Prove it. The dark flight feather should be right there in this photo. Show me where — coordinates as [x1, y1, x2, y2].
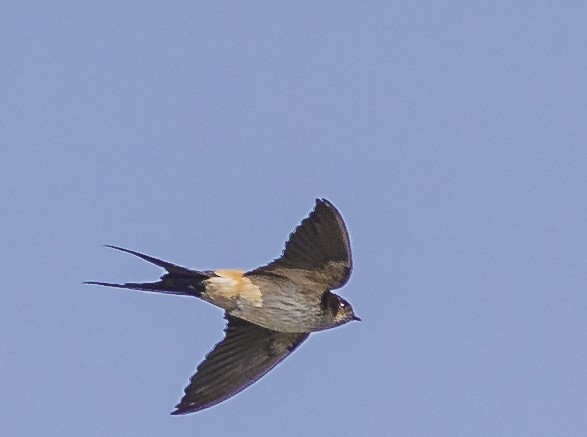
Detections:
[172, 314, 308, 414]
[248, 198, 352, 289]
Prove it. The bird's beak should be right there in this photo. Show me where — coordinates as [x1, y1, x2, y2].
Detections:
[353, 315, 362, 322]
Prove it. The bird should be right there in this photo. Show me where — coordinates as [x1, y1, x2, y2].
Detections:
[86, 198, 359, 414]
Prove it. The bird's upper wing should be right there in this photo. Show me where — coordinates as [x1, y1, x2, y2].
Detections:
[247, 198, 352, 290]
[172, 314, 309, 415]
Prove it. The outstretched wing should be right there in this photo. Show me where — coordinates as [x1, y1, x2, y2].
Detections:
[172, 314, 309, 415]
[247, 198, 352, 290]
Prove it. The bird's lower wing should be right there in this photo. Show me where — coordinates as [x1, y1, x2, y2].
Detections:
[172, 314, 309, 415]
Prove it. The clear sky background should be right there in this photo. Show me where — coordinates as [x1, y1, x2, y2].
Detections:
[2, 2, 587, 436]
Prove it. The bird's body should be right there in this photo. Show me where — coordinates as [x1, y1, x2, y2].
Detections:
[86, 198, 358, 414]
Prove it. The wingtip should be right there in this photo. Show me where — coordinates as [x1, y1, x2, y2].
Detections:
[171, 399, 189, 416]
[316, 198, 337, 210]
[171, 404, 198, 415]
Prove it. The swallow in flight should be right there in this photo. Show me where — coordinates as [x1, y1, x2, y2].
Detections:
[86, 198, 359, 414]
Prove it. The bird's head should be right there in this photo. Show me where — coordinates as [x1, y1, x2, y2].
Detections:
[321, 291, 361, 327]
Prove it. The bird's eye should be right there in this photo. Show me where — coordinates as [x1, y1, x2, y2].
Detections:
[339, 301, 346, 308]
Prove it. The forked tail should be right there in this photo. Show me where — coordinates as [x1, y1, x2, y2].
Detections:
[85, 245, 212, 297]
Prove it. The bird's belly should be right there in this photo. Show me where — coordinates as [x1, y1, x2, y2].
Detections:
[230, 293, 323, 333]
[203, 271, 326, 333]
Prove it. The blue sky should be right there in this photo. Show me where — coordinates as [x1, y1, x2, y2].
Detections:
[2, 1, 587, 435]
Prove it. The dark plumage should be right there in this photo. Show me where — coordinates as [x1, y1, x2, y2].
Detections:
[86, 198, 359, 414]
